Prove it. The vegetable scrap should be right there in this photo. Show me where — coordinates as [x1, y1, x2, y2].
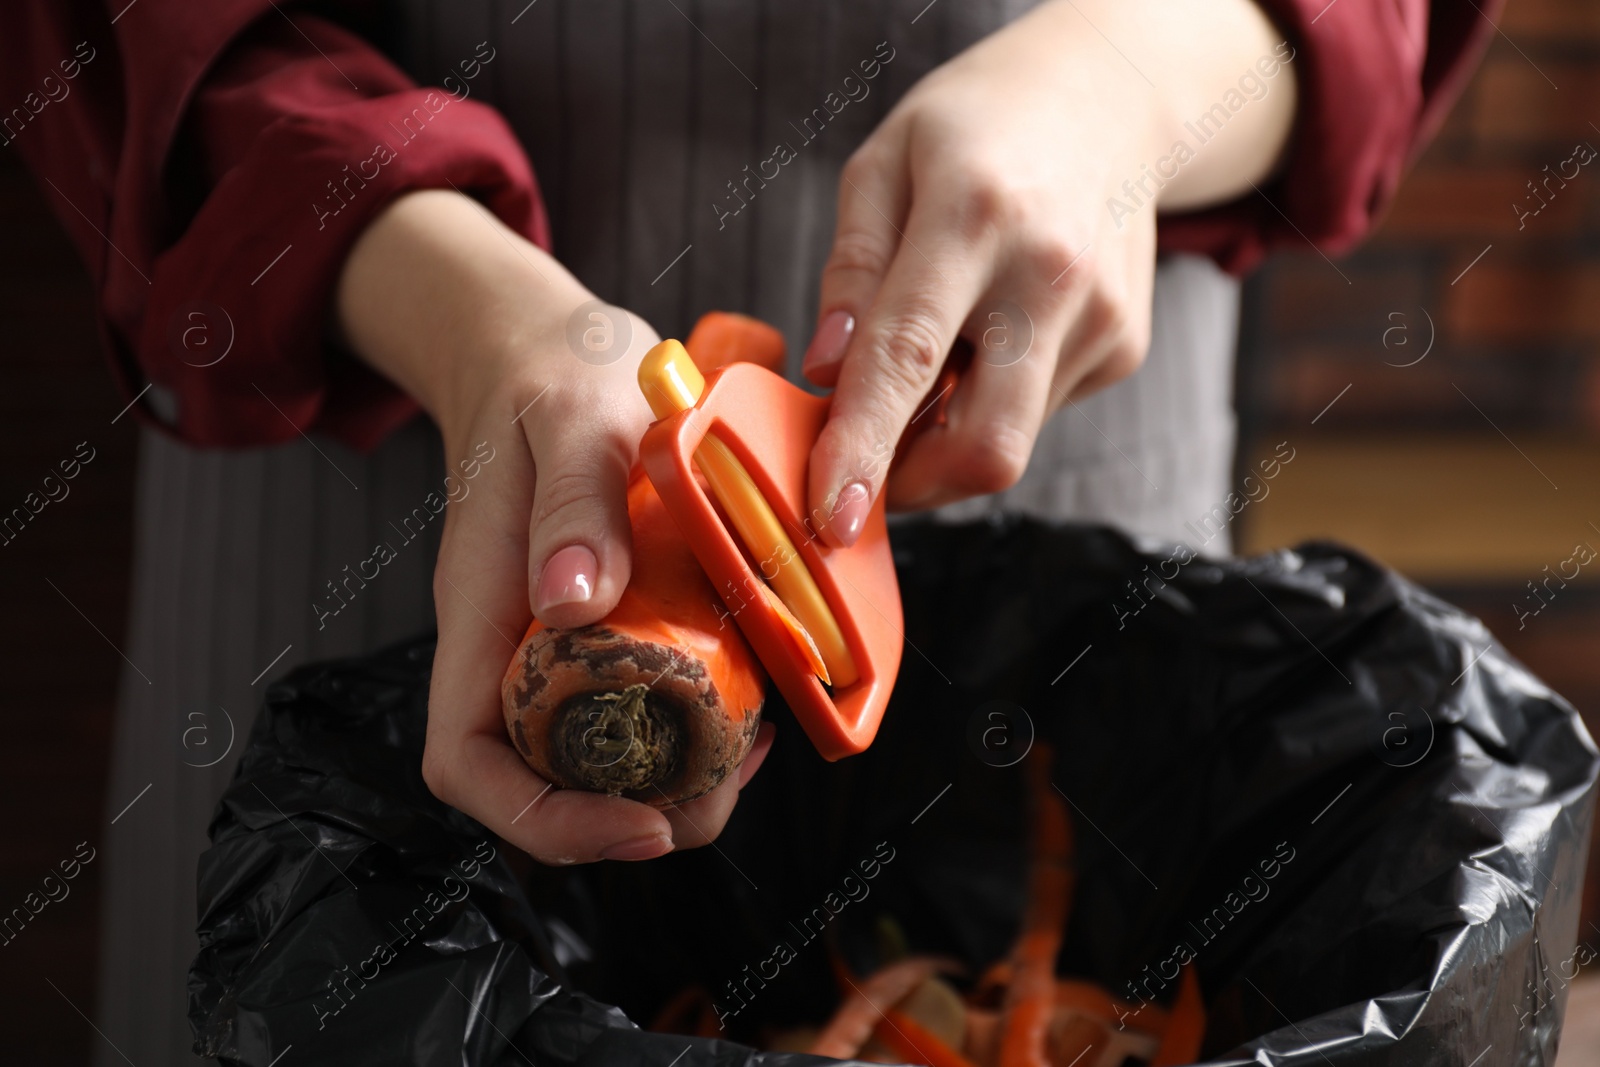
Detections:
[649, 746, 1206, 1066]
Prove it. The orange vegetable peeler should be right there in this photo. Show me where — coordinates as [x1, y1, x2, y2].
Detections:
[639, 314, 904, 761]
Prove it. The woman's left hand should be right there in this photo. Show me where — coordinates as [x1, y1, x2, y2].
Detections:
[803, 0, 1296, 544]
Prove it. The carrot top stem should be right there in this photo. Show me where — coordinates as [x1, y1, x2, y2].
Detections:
[550, 683, 685, 794]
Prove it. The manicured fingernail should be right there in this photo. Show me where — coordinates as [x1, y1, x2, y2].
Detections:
[600, 833, 673, 862]
[825, 481, 870, 548]
[537, 544, 596, 614]
[802, 310, 854, 378]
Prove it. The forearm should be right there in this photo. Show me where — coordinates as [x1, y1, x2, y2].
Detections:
[335, 188, 591, 437]
[1033, 0, 1297, 212]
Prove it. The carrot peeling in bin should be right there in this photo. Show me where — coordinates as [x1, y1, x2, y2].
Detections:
[727, 745, 1204, 1066]
[998, 742, 1075, 1067]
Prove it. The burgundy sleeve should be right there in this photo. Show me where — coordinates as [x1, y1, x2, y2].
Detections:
[1156, 0, 1504, 275]
[1, 1, 548, 451]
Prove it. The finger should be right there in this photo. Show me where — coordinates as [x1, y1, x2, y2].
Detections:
[1053, 223, 1156, 402]
[659, 722, 775, 850]
[886, 292, 1061, 510]
[523, 383, 651, 629]
[442, 731, 675, 864]
[1048, 294, 1130, 403]
[802, 135, 911, 388]
[808, 197, 994, 547]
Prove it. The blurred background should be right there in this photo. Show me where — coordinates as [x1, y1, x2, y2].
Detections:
[1231, 3, 1600, 1057]
[1232, 0, 1600, 947]
[3, 0, 1600, 1062]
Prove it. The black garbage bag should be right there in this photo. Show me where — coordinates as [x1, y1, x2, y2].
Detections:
[190, 519, 1599, 1066]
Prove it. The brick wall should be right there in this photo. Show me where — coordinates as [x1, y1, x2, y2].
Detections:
[1246, 0, 1600, 432]
[1238, 0, 1600, 943]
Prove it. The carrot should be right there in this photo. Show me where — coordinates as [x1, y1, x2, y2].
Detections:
[501, 466, 766, 807]
[962, 1007, 1003, 1065]
[1050, 979, 1147, 1028]
[1148, 966, 1205, 1067]
[997, 743, 1075, 1067]
[809, 958, 955, 1060]
[684, 311, 787, 376]
[649, 985, 723, 1036]
[970, 960, 1013, 1008]
[1048, 1016, 1105, 1067]
[1096, 1024, 1162, 1067]
[501, 318, 783, 808]
[897, 975, 969, 1051]
[873, 1006, 980, 1067]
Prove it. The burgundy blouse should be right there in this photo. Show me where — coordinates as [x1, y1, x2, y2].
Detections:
[0, 0, 1501, 451]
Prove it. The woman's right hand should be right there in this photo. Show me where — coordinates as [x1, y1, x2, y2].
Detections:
[336, 189, 771, 864]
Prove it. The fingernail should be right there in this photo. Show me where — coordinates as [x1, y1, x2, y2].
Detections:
[824, 481, 870, 548]
[537, 544, 596, 614]
[802, 310, 854, 378]
[600, 833, 673, 862]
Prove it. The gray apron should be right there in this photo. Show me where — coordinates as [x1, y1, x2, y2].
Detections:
[94, 3, 1238, 1062]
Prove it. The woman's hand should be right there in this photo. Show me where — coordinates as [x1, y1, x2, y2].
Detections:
[804, 0, 1297, 544]
[337, 189, 772, 864]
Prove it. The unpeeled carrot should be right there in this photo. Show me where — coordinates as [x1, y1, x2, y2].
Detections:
[502, 471, 766, 805]
[500, 322, 777, 807]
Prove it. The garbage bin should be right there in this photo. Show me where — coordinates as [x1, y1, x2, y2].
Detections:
[190, 518, 1600, 1065]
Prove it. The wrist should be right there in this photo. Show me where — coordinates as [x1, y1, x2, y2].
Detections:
[1130, 0, 1298, 212]
[1013, 2, 1186, 211]
[1032, 0, 1296, 214]
[336, 188, 592, 435]
[429, 269, 591, 445]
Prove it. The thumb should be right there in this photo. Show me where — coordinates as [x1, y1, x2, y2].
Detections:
[524, 387, 646, 628]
